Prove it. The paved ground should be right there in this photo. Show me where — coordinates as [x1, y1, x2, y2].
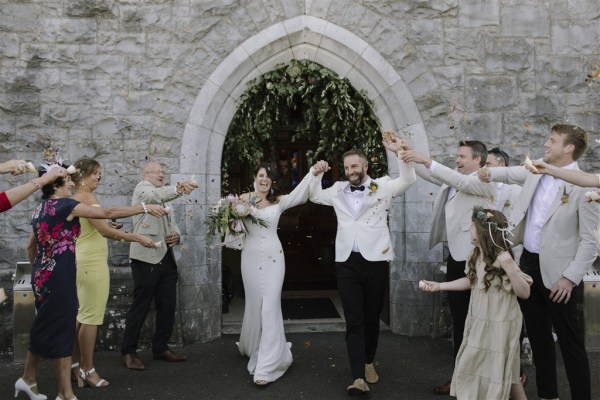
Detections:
[2, 332, 598, 400]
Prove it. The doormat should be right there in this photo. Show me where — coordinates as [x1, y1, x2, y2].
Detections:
[281, 297, 341, 320]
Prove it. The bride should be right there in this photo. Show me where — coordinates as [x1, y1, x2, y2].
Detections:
[237, 162, 321, 385]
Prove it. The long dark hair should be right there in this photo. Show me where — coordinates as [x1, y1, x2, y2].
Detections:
[253, 162, 281, 203]
[466, 208, 514, 291]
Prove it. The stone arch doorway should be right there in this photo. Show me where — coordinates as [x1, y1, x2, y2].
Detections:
[179, 16, 435, 338]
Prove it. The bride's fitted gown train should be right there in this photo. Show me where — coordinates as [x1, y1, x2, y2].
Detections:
[237, 172, 317, 383]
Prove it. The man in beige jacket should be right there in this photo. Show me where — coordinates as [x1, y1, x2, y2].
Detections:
[121, 162, 198, 370]
[482, 124, 598, 400]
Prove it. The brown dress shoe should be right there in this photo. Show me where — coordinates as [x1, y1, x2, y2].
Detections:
[433, 380, 451, 395]
[152, 350, 187, 362]
[121, 353, 145, 371]
[347, 378, 370, 396]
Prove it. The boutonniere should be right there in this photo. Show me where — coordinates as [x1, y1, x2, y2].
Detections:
[560, 186, 569, 204]
[368, 181, 378, 196]
[504, 199, 512, 208]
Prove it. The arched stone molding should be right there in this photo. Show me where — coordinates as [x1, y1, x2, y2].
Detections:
[178, 15, 440, 340]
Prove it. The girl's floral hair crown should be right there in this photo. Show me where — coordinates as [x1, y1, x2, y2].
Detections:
[473, 206, 514, 250]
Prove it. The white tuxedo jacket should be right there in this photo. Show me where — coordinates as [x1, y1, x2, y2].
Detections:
[491, 165, 599, 288]
[415, 162, 496, 262]
[309, 158, 416, 262]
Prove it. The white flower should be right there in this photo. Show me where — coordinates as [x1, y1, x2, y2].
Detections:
[234, 203, 250, 217]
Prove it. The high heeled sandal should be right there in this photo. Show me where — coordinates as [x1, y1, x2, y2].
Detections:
[54, 397, 78, 400]
[14, 377, 47, 400]
[255, 379, 269, 386]
[70, 362, 80, 384]
[79, 367, 109, 388]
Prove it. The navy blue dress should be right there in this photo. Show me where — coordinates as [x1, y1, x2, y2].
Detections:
[29, 198, 80, 359]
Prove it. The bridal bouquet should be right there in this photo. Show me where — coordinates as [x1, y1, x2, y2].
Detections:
[204, 194, 268, 250]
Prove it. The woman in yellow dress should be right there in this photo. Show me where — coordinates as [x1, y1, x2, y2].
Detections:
[70, 158, 158, 388]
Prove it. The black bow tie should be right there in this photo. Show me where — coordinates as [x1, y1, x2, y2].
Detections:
[350, 185, 365, 192]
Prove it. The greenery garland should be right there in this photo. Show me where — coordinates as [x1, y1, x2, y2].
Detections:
[223, 59, 387, 187]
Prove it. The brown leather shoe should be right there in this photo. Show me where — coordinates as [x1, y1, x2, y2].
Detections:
[152, 350, 187, 362]
[121, 353, 145, 371]
[347, 378, 370, 396]
[433, 380, 451, 395]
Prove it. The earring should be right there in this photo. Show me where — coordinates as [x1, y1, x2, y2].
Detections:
[81, 180, 87, 186]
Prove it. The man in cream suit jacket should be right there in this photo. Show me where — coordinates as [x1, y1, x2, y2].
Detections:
[121, 162, 198, 371]
[400, 140, 496, 395]
[484, 124, 598, 400]
[310, 136, 416, 395]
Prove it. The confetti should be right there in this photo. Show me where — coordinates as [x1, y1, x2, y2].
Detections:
[585, 191, 600, 202]
[24, 162, 37, 173]
[523, 155, 538, 173]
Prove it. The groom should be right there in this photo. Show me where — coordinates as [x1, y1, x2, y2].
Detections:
[310, 134, 416, 395]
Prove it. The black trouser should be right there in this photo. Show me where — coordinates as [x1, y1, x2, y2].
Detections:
[518, 249, 590, 400]
[336, 252, 388, 380]
[121, 252, 178, 355]
[446, 254, 470, 361]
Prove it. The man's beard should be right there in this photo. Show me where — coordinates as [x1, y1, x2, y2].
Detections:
[347, 171, 366, 185]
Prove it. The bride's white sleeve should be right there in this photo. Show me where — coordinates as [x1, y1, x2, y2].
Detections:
[278, 169, 321, 212]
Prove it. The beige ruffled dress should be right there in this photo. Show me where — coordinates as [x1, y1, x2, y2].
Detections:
[450, 257, 532, 399]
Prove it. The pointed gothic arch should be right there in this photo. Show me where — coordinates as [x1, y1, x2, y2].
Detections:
[178, 15, 439, 340]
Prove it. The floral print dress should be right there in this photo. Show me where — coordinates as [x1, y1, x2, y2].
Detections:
[28, 198, 80, 359]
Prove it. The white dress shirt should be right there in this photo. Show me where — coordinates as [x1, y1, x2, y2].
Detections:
[495, 182, 505, 210]
[523, 162, 578, 253]
[343, 178, 371, 252]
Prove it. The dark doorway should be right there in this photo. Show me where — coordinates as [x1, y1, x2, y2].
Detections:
[223, 127, 338, 294]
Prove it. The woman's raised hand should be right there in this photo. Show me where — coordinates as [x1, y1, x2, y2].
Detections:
[311, 160, 330, 175]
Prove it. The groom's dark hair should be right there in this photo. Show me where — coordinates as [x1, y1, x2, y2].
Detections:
[342, 149, 368, 165]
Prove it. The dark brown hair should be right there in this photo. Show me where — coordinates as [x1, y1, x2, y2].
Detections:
[38, 164, 69, 200]
[459, 140, 488, 168]
[253, 162, 281, 203]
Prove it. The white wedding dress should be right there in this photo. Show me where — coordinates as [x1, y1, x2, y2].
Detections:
[237, 171, 317, 383]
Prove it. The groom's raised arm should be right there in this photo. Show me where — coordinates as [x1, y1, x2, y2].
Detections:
[385, 154, 416, 196]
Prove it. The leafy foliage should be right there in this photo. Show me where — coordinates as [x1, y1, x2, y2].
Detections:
[223, 59, 386, 184]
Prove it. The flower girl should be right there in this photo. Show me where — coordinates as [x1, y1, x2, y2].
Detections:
[420, 208, 532, 399]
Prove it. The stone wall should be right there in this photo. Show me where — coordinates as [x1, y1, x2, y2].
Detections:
[0, 0, 598, 354]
